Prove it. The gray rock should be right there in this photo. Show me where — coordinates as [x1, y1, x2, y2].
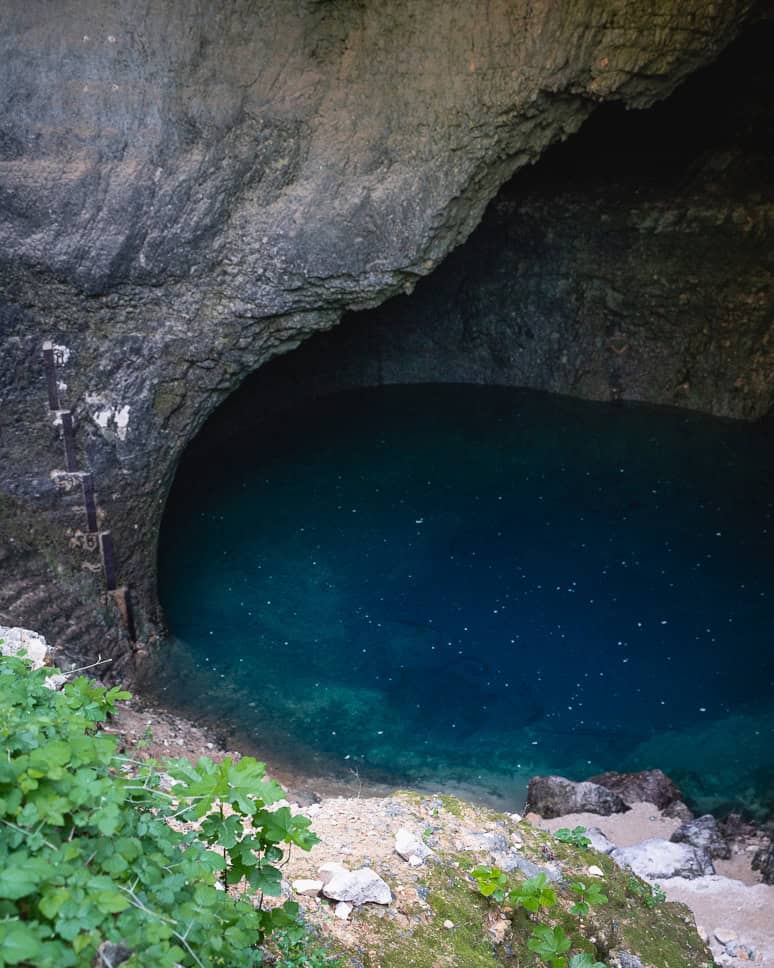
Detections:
[586, 826, 616, 855]
[613, 954, 645, 968]
[588, 769, 683, 810]
[670, 815, 731, 860]
[494, 852, 562, 884]
[95, 942, 133, 967]
[751, 844, 774, 884]
[460, 831, 510, 854]
[662, 800, 695, 822]
[321, 868, 392, 906]
[526, 775, 629, 818]
[611, 838, 715, 879]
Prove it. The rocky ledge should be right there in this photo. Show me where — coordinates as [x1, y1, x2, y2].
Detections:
[527, 773, 774, 967]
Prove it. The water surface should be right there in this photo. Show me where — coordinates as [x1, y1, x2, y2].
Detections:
[158, 386, 774, 815]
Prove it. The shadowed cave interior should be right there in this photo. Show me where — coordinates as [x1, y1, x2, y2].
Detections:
[155, 27, 774, 815]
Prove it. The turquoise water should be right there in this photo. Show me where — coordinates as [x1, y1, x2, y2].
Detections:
[157, 386, 774, 816]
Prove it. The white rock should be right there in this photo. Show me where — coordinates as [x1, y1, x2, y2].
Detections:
[395, 828, 432, 862]
[714, 928, 738, 945]
[443, 920, 455, 929]
[587, 865, 605, 878]
[1, 626, 49, 668]
[586, 826, 616, 855]
[318, 862, 348, 886]
[334, 901, 353, 921]
[292, 879, 323, 897]
[321, 868, 392, 905]
[408, 854, 424, 867]
[611, 839, 714, 879]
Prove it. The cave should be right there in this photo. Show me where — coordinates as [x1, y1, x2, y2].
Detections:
[2, 3, 773, 963]
[154, 24, 774, 815]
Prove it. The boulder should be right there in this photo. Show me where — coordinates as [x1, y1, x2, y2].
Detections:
[611, 838, 715, 879]
[320, 867, 392, 906]
[526, 775, 628, 818]
[751, 845, 774, 884]
[670, 815, 731, 859]
[588, 769, 683, 809]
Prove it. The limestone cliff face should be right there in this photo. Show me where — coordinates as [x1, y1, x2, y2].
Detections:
[0, 0, 767, 657]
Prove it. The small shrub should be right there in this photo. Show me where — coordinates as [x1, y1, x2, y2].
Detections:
[554, 826, 592, 850]
[0, 652, 318, 967]
[568, 880, 608, 917]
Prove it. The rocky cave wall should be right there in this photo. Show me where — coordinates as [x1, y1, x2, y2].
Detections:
[189, 24, 774, 454]
[0, 0, 769, 666]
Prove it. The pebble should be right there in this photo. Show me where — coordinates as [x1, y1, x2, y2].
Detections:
[335, 901, 353, 921]
[587, 865, 605, 878]
[443, 920, 455, 929]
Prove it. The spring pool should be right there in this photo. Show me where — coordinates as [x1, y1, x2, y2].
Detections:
[157, 385, 774, 815]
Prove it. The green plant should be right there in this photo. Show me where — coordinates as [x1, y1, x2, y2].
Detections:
[272, 918, 342, 967]
[471, 863, 609, 968]
[554, 826, 592, 850]
[135, 724, 154, 750]
[568, 880, 608, 917]
[626, 876, 666, 908]
[470, 868, 556, 911]
[569, 955, 606, 968]
[0, 652, 318, 967]
[528, 924, 571, 967]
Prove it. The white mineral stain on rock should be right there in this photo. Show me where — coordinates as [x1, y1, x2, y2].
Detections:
[86, 394, 130, 441]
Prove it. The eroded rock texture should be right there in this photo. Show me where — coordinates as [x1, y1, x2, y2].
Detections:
[0, 0, 769, 656]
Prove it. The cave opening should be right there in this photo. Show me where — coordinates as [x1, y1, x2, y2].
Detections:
[155, 26, 774, 814]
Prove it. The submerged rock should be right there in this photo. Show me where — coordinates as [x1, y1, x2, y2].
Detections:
[588, 769, 683, 810]
[611, 838, 715, 879]
[526, 775, 629, 818]
[670, 815, 731, 860]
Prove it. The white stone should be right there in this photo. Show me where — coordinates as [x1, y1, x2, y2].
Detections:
[334, 901, 353, 921]
[321, 868, 392, 905]
[443, 920, 455, 929]
[318, 862, 348, 886]
[292, 879, 323, 897]
[586, 826, 616, 855]
[587, 865, 605, 878]
[395, 828, 432, 862]
[408, 855, 424, 867]
[1, 626, 49, 668]
[611, 839, 714, 879]
[714, 928, 738, 945]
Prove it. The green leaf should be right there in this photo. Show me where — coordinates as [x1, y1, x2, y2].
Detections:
[0, 854, 49, 899]
[0, 921, 43, 965]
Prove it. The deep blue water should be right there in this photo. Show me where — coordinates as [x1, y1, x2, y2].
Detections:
[158, 386, 774, 815]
